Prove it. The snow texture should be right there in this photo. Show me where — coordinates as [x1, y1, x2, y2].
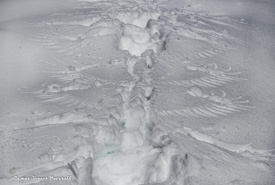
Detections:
[0, 0, 275, 185]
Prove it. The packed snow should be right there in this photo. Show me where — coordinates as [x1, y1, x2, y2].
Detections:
[1, 0, 275, 185]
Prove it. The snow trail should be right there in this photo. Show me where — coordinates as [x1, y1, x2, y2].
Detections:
[1, 0, 275, 185]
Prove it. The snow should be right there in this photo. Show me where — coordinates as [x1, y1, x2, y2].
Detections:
[1, 0, 275, 185]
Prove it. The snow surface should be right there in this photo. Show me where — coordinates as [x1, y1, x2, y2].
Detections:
[1, 0, 275, 185]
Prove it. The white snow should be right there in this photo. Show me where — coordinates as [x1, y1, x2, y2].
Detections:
[1, 0, 275, 185]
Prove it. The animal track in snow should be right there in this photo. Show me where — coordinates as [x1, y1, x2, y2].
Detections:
[10, 2, 268, 185]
